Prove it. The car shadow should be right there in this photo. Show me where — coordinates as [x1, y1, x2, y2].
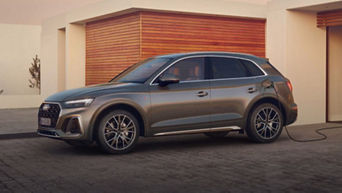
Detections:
[48, 133, 290, 156]
[134, 133, 289, 153]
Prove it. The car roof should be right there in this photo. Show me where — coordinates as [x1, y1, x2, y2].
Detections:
[155, 51, 262, 61]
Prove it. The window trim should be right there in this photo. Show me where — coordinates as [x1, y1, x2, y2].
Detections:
[149, 55, 267, 85]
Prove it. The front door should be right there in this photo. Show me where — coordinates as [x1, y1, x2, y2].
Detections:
[149, 57, 211, 135]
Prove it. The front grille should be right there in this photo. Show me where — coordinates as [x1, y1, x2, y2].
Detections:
[38, 103, 61, 128]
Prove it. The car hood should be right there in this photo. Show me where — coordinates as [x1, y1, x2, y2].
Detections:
[45, 82, 139, 102]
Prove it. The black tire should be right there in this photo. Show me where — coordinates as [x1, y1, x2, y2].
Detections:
[246, 103, 283, 143]
[97, 110, 140, 154]
[204, 131, 229, 138]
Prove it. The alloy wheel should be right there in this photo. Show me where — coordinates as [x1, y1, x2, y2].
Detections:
[254, 107, 281, 140]
[103, 114, 136, 150]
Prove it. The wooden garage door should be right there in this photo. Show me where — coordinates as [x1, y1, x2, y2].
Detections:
[86, 13, 140, 85]
[86, 11, 266, 85]
[141, 11, 266, 59]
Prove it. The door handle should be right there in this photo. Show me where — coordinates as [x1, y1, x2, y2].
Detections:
[197, 91, 208, 97]
[248, 87, 257, 93]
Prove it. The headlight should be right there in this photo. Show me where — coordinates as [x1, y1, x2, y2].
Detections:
[63, 98, 94, 108]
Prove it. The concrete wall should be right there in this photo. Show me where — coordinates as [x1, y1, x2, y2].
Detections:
[0, 23, 44, 109]
[0, 23, 41, 95]
[286, 11, 326, 125]
[266, 0, 335, 125]
[328, 26, 342, 121]
[65, 24, 85, 90]
[57, 28, 66, 92]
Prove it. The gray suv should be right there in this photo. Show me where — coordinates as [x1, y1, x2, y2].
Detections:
[38, 52, 297, 154]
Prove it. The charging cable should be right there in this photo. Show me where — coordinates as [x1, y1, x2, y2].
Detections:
[273, 81, 342, 142]
[283, 124, 342, 142]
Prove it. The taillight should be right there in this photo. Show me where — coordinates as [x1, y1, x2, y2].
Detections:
[286, 80, 293, 92]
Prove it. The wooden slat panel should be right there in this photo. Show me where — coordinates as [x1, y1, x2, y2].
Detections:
[86, 13, 140, 85]
[86, 11, 266, 85]
[317, 9, 342, 27]
[141, 11, 266, 59]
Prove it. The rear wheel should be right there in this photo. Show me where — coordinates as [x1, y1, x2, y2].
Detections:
[246, 103, 283, 143]
[204, 131, 229, 138]
[97, 110, 139, 154]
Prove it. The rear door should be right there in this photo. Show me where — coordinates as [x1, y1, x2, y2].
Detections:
[208, 56, 266, 128]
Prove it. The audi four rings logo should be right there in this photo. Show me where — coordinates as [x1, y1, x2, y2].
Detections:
[42, 104, 50, 111]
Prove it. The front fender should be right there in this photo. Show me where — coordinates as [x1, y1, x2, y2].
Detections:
[87, 94, 150, 141]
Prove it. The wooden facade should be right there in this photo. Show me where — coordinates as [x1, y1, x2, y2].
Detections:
[86, 11, 266, 85]
[317, 9, 342, 27]
[86, 13, 140, 85]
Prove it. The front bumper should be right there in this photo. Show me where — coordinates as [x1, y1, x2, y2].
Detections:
[37, 102, 94, 140]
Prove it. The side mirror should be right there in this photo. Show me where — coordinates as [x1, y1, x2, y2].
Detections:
[158, 74, 180, 86]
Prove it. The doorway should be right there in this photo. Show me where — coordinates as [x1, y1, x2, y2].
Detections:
[327, 26, 342, 122]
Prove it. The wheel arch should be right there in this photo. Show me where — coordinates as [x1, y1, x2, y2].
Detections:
[89, 102, 147, 141]
[245, 96, 287, 125]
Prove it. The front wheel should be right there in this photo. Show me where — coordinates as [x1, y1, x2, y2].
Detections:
[97, 110, 140, 154]
[246, 103, 283, 143]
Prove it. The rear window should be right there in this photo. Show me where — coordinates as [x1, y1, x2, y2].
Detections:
[208, 57, 265, 79]
[209, 57, 249, 79]
[239, 59, 264, 76]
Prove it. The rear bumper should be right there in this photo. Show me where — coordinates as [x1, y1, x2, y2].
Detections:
[285, 103, 297, 125]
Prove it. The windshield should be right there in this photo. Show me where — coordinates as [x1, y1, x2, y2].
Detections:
[111, 58, 171, 83]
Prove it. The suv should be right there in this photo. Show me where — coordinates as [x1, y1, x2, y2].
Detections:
[38, 52, 297, 154]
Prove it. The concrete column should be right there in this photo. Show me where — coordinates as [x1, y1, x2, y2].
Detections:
[267, 2, 327, 125]
[328, 26, 342, 121]
[286, 11, 326, 125]
[65, 23, 85, 89]
[57, 28, 66, 92]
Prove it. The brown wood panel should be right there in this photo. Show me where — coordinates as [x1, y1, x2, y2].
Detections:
[141, 11, 266, 59]
[86, 13, 141, 85]
[86, 11, 266, 85]
[317, 9, 342, 27]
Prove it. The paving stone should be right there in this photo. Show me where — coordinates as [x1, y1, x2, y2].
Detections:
[1, 124, 342, 192]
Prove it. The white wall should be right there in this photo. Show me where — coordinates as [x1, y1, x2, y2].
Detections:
[65, 24, 85, 90]
[57, 28, 66, 92]
[0, 0, 104, 25]
[0, 23, 41, 95]
[267, 1, 328, 125]
[286, 11, 326, 125]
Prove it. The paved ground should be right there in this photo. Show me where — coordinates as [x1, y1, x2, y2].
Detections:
[1, 123, 342, 193]
[0, 108, 37, 135]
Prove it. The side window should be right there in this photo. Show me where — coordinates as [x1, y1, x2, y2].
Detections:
[239, 59, 264, 76]
[209, 57, 249, 79]
[163, 57, 205, 81]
